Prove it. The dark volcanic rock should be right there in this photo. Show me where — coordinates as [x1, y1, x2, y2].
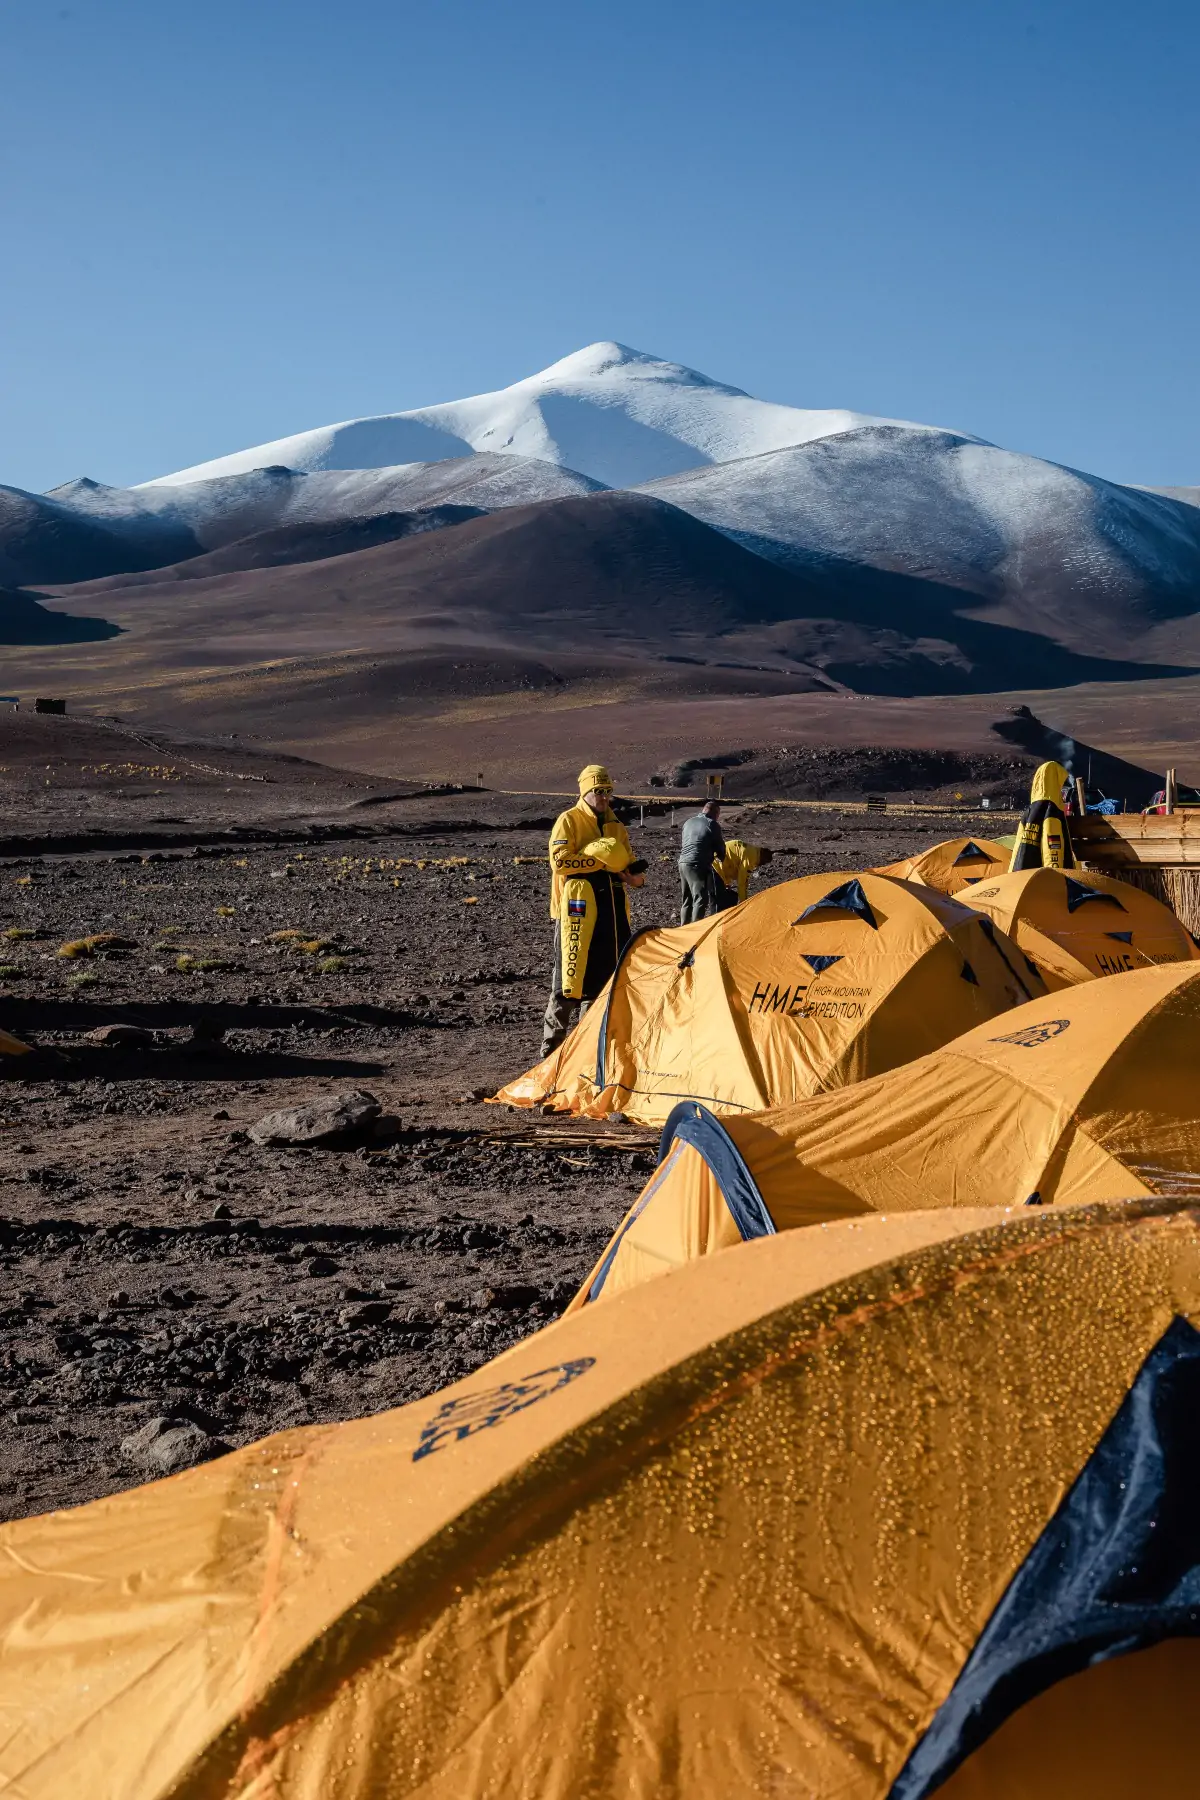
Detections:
[248, 1089, 381, 1146]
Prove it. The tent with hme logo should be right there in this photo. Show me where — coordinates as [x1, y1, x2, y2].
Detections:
[493, 871, 1044, 1126]
[6, 1199, 1200, 1797]
[573, 964, 1200, 1310]
[955, 865, 1200, 988]
[875, 834, 1011, 893]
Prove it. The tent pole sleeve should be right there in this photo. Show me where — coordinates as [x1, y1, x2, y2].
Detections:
[657, 1102, 775, 1242]
[593, 926, 650, 1090]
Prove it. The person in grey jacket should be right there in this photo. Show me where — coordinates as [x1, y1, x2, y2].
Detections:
[678, 800, 726, 923]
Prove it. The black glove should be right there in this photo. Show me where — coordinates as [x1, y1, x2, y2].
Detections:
[626, 858, 649, 876]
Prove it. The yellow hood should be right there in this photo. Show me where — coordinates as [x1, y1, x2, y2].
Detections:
[1030, 761, 1070, 806]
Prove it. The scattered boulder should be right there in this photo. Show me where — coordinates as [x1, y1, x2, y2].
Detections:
[472, 1283, 542, 1313]
[187, 1019, 226, 1048]
[249, 1089, 381, 1147]
[83, 1024, 154, 1047]
[307, 1254, 340, 1277]
[120, 1415, 231, 1477]
[159, 1286, 196, 1310]
[339, 1300, 392, 1328]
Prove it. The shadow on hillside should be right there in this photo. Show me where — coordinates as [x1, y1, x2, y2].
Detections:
[0, 589, 121, 645]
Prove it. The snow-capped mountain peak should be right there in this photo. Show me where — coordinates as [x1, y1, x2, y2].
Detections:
[526, 341, 747, 392]
[141, 344, 934, 492]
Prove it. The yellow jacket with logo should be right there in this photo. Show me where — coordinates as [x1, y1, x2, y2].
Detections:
[1009, 762, 1076, 872]
[547, 801, 634, 918]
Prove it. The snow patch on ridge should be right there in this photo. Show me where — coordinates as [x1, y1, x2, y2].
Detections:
[38, 456, 602, 555]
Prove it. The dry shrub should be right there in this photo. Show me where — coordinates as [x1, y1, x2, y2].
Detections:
[319, 956, 345, 973]
[2, 927, 36, 940]
[57, 933, 136, 960]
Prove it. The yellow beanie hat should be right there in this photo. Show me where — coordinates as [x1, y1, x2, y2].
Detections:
[578, 764, 613, 797]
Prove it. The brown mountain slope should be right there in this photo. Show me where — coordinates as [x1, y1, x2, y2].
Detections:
[38, 491, 1186, 695]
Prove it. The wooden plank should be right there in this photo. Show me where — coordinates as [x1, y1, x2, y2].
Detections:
[1072, 811, 1200, 867]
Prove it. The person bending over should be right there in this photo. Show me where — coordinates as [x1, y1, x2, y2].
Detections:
[713, 839, 774, 909]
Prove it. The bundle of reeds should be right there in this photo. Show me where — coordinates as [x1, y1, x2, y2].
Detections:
[1084, 864, 1200, 936]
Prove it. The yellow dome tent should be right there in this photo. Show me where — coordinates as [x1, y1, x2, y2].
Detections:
[493, 872, 1043, 1126]
[876, 835, 1010, 893]
[577, 964, 1200, 1308]
[955, 865, 1200, 988]
[5, 1200, 1200, 1797]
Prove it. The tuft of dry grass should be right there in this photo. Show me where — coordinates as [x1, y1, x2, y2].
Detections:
[215, 905, 236, 917]
[57, 933, 136, 960]
[268, 929, 304, 942]
[0, 964, 22, 978]
[318, 956, 345, 974]
[67, 971, 98, 988]
[2, 927, 36, 940]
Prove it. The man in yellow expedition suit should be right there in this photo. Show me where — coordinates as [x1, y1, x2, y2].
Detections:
[1009, 761, 1077, 871]
[713, 839, 774, 909]
[541, 764, 648, 1058]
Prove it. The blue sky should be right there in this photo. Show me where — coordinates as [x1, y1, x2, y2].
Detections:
[3, 0, 1197, 492]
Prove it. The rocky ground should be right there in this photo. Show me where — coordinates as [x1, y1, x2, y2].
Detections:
[0, 719, 998, 1521]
